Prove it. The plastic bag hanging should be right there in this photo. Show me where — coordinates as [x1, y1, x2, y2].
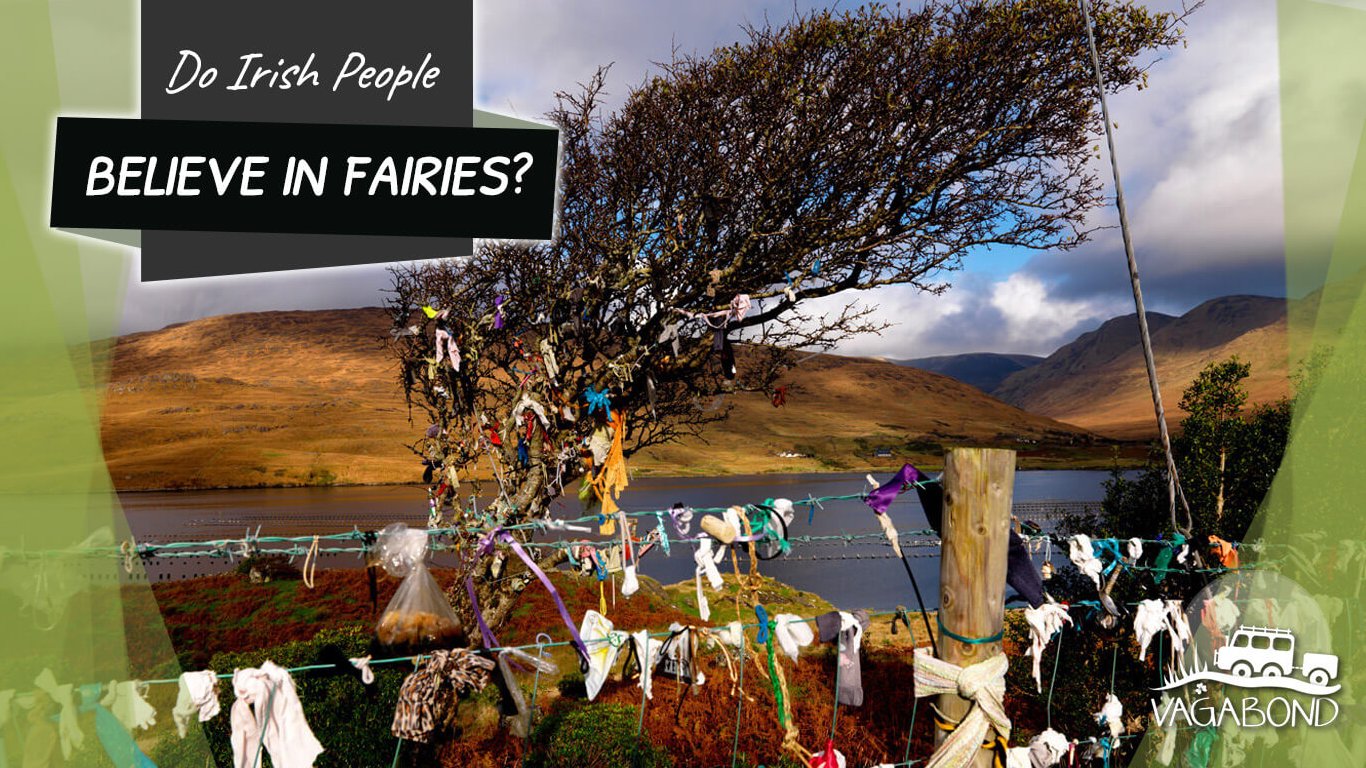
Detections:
[374, 523, 465, 649]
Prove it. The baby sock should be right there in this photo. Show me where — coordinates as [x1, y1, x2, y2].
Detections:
[774, 614, 815, 662]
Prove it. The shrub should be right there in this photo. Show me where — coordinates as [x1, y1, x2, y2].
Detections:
[557, 668, 587, 699]
[528, 703, 671, 768]
[150, 626, 430, 768]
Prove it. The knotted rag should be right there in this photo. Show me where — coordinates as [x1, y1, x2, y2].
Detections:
[912, 649, 1011, 768]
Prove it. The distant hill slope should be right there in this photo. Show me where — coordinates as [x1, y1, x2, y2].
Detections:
[993, 296, 1292, 438]
[895, 352, 1044, 393]
[95, 309, 1099, 490]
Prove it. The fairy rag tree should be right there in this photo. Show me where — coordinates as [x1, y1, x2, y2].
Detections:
[384, 0, 1190, 631]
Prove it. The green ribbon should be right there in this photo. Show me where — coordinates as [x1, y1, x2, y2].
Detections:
[764, 619, 786, 726]
[1183, 726, 1217, 768]
[755, 501, 791, 555]
[937, 614, 1004, 646]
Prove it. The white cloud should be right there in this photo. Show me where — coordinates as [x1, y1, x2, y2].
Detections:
[474, 0, 819, 118]
[829, 273, 1119, 360]
[1032, 0, 1286, 310]
[989, 274, 1110, 350]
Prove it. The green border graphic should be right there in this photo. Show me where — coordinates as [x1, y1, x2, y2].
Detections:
[0, 0, 210, 764]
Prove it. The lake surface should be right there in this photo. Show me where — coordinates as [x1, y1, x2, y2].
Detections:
[119, 470, 1112, 611]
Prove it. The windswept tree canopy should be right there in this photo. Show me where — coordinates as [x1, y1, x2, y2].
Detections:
[384, 0, 1189, 619]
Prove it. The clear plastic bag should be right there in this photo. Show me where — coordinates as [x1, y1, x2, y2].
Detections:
[374, 524, 465, 648]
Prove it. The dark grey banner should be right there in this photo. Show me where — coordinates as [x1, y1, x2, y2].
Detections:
[115, 0, 511, 280]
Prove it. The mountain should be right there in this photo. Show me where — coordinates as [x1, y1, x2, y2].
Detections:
[993, 296, 1292, 439]
[895, 352, 1044, 393]
[95, 308, 1099, 490]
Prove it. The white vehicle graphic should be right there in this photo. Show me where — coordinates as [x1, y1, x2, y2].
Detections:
[1213, 625, 1338, 686]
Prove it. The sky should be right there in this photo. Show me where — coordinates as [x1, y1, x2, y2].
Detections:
[116, 0, 1287, 360]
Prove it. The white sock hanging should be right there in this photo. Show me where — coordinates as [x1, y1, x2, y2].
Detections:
[1068, 534, 1104, 590]
[1134, 599, 1167, 661]
[1095, 693, 1124, 741]
[712, 620, 745, 648]
[1023, 603, 1072, 692]
[631, 629, 664, 700]
[101, 680, 157, 732]
[695, 539, 724, 590]
[1125, 537, 1143, 563]
[1162, 600, 1192, 677]
[173, 670, 221, 739]
[773, 614, 815, 662]
[620, 512, 639, 597]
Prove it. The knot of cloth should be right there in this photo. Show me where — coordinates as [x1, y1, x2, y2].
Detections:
[913, 648, 1011, 768]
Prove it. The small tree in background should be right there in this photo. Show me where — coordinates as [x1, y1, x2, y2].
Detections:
[1179, 358, 1252, 527]
[1097, 357, 1292, 542]
[385, 0, 1192, 631]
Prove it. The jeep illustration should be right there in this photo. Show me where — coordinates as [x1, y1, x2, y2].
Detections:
[1213, 625, 1339, 686]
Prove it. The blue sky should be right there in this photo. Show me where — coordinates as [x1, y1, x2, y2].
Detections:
[119, 0, 1287, 359]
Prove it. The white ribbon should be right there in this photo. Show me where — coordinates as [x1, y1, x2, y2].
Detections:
[33, 669, 83, 758]
[877, 513, 903, 559]
[1068, 535, 1103, 590]
[350, 656, 375, 685]
[913, 649, 1011, 768]
[1023, 603, 1071, 692]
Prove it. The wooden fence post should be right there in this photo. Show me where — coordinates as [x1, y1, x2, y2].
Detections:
[934, 447, 1015, 766]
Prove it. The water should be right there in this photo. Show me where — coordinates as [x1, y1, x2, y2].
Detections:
[118, 470, 1112, 610]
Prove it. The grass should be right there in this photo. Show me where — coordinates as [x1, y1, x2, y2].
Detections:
[662, 573, 834, 624]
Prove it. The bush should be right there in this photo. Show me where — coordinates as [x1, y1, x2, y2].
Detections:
[150, 626, 429, 768]
[528, 703, 671, 768]
[557, 668, 587, 699]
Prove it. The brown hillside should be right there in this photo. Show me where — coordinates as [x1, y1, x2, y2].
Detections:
[97, 309, 416, 490]
[96, 309, 1099, 490]
[994, 296, 1294, 439]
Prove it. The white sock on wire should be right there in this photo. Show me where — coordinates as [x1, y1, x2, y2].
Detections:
[620, 512, 640, 597]
[696, 539, 724, 590]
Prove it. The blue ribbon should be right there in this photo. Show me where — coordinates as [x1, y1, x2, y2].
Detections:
[655, 513, 671, 556]
[1093, 538, 1125, 576]
[755, 605, 770, 644]
[584, 386, 612, 419]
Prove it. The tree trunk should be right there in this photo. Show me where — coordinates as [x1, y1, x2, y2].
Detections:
[1215, 448, 1226, 523]
[448, 442, 578, 641]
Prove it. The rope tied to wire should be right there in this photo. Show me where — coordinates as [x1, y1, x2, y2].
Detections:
[302, 535, 319, 589]
[913, 649, 1010, 768]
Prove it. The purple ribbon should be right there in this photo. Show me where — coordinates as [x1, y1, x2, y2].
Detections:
[465, 576, 500, 649]
[864, 463, 926, 515]
[482, 528, 588, 661]
[493, 296, 506, 329]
